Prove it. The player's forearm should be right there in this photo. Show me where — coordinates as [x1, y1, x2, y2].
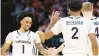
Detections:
[39, 48, 49, 55]
[92, 44, 98, 56]
[1, 49, 6, 55]
[44, 31, 54, 40]
[37, 21, 55, 40]
[35, 43, 49, 55]
[45, 11, 60, 32]
[91, 39, 98, 55]
[1, 43, 11, 55]
[1, 47, 7, 55]
[46, 22, 56, 32]
[45, 22, 56, 40]
[88, 33, 98, 56]
[56, 43, 65, 53]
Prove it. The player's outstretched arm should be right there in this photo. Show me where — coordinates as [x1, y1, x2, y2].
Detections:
[37, 30, 55, 40]
[88, 33, 98, 56]
[1, 41, 12, 56]
[35, 43, 51, 55]
[46, 11, 60, 32]
[37, 11, 61, 41]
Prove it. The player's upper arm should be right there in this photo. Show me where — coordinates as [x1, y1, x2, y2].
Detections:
[1, 42, 12, 55]
[44, 30, 55, 40]
[5, 32, 13, 44]
[33, 32, 41, 43]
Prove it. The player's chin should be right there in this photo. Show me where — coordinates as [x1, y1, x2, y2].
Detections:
[25, 28, 30, 31]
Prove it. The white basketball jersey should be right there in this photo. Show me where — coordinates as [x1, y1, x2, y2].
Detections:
[51, 16, 95, 55]
[5, 30, 41, 56]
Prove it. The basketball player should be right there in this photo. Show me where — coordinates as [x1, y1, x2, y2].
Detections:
[81, 2, 99, 56]
[1, 11, 51, 56]
[37, 0, 98, 56]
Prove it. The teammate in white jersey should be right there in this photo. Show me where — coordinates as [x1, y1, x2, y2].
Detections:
[1, 11, 50, 56]
[37, 0, 98, 56]
[91, 17, 99, 48]
[81, 2, 99, 56]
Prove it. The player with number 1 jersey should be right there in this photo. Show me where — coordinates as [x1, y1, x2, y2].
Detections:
[1, 11, 49, 56]
[5, 30, 40, 56]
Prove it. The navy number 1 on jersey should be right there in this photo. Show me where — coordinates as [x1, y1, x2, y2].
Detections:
[22, 45, 24, 54]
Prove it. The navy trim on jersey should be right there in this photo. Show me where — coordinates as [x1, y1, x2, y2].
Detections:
[68, 17, 73, 19]
[17, 30, 21, 36]
[76, 17, 81, 19]
[27, 31, 31, 35]
[68, 16, 81, 19]
[17, 30, 31, 36]
[91, 17, 97, 20]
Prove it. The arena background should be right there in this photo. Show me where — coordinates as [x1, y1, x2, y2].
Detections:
[1, 0, 99, 55]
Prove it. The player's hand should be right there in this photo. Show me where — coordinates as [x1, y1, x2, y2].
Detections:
[47, 47, 58, 56]
[36, 31, 45, 43]
[50, 11, 60, 24]
[47, 48, 52, 55]
[1, 53, 6, 56]
[51, 48, 58, 56]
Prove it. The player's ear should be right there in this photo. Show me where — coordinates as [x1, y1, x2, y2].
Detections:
[68, 9, 71, 14]
[20, 20, 23, 25]
[81, 8, 84, 12]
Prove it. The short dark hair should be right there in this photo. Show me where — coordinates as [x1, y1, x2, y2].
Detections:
[17, 11, 35, 25]
[68, 0, 82, 11]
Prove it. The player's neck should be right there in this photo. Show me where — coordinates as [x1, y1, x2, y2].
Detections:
[19, 28, 25, 32]
[82, 12, 93, 19]
[19, 27, 27, 32]
[70, 11, 81, 17]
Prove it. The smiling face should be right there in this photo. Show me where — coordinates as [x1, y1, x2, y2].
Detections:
[20, 17, 32, 31]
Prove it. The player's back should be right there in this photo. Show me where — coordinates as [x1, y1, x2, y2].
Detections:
[10, 30, 36, 56]
[60, 16, 94, 55]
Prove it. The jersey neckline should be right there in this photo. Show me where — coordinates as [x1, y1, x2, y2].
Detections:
[17, 30, 30, 36]
[69, 16, 82, 19]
